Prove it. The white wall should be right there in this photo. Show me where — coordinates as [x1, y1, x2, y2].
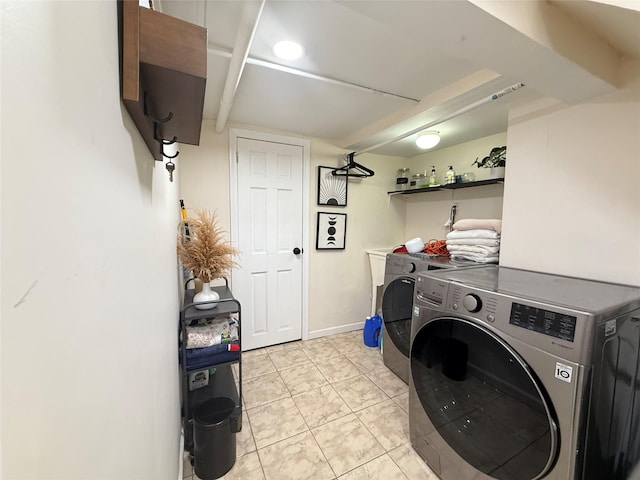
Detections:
[180, 125, 406, 337]
[501, 60, 640, 285]
[401, 133, 507, 241]
[1, 2, 181, 478]
[179, 120, 231, 236]
[308, 147, 405, 335]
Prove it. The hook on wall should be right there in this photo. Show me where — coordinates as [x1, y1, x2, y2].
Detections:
[152, 122, 169, 145]
[142, 90, 179, 171]
[144, 91, 174, 124]
[161, 144, 179, 159]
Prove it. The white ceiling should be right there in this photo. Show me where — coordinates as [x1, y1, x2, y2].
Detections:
[156, 0, 639, 158]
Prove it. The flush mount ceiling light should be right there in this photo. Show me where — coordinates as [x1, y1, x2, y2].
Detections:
[273, 41, 304, 60]
[416, 131, 441, 149]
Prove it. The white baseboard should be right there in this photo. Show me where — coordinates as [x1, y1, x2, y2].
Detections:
[177, 430, 184, 480]
[308, 321, 364, 340]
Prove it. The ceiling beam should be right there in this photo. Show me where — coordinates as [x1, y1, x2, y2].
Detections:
[352, 83, 524, 156]
[207, 45, 420, 103]
[469, 0, 621, 89]
[340, 69, 505, 151]
[214, 0, 265, 134]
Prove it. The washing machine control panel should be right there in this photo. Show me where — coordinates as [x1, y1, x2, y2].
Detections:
[450, 287, 578, 342]
[509, 302, 577, 342]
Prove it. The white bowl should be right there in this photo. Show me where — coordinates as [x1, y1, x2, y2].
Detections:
[405, 237, 424, 253]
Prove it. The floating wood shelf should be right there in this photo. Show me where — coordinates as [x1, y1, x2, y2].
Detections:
[119, 0, 207, 160]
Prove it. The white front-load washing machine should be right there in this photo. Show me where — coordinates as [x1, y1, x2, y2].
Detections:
[409, 265, 640, 480]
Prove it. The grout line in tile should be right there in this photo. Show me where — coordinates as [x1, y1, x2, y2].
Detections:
[289, 382, 314, 432]
[253, 449, 268, 480]
[244, 392, 292, 413]
[387, 446, 412, 480]
[307, 421, 339, 479]
[336, 450, 391, 479]
[354, 400, 403, 454]
[245, 385, 293, 412]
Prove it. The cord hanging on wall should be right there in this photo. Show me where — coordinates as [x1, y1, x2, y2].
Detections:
[331, 152, 375, 178]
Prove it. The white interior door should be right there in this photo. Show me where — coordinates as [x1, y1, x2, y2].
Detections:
[232, 135, 305, 351]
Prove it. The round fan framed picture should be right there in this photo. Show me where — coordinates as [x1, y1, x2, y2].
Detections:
[317, 166, 347, 206]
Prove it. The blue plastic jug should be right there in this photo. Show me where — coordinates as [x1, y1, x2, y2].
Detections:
[363, 315, 382, 347]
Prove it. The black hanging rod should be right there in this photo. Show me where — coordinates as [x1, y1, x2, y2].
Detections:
[331, 152, 375, 178]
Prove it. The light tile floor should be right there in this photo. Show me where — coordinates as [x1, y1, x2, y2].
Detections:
[183, 330, 439, 480]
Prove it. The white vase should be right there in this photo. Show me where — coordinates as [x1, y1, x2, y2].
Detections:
[193, 282, 219, 310]
[489, 166, 506, 179]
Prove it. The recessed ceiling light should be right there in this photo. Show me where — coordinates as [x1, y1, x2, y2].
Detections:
[416, 131, 441, 149]
[273, 41, 304, 60]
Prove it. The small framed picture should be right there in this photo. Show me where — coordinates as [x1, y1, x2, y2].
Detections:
[317, 166, 347, 206]
[316, 212, 347, 250]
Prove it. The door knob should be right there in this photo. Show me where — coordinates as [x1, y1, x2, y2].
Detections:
[293, 247, 302, 255]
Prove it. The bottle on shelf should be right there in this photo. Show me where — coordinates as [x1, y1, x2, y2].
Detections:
[396, 168, 411, 191]
[429, 166, 438, 186]
[445, 165, 456, 185]
[411, 172, 427, 189]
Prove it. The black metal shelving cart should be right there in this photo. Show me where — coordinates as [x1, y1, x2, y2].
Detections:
[179, 279, 242, 477]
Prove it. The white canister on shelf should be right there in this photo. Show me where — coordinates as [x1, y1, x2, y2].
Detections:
[410, 172, 427, 189]
[396, 168, 411, 190]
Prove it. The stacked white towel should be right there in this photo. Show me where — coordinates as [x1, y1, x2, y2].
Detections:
[446, 219, 502, 263]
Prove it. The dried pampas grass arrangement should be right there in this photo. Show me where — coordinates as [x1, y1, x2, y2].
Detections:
[177, 209, 239, 283]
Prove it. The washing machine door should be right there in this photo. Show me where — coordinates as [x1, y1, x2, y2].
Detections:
[411, 317, 559, 480]
[382, 276, 414, 357]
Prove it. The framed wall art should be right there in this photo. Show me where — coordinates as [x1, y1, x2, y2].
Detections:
[317, 166, 347, 206]
[316, 212, 347, 250]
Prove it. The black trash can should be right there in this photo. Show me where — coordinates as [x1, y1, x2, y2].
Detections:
[193, 397, 237, 480]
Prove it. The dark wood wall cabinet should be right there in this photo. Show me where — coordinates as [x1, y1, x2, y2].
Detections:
[118, 0, 207, 160]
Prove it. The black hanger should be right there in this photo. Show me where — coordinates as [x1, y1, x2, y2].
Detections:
[331, 152, 375, 178]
